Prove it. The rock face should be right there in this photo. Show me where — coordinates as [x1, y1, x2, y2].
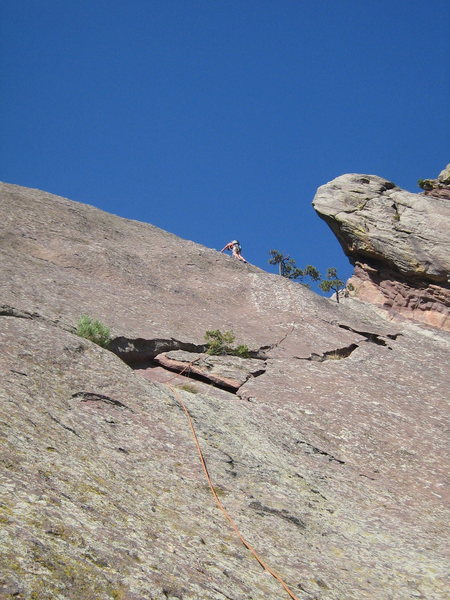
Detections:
[312, 172, 450, 330]
[419, 163, 450, 200]
[1, 181, 449, 600]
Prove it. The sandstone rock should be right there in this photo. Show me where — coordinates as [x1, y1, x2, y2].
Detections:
[153, 350, 266, 391]
[1, 181, 449, 599]
[438, 163, 450, 185]
[313, 173, 450, 329]
[418, 163, 450, 199]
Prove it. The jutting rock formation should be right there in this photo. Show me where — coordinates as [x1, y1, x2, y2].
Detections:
[313, 168, 450, 330]
[0, 180, 449, 600]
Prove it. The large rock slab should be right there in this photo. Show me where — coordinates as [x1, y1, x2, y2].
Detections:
[154, 350, 266, 391]
[313, 173, 450, 329]
[1, 181, 449, 599]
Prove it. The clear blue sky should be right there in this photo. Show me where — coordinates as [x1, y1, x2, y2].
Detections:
[1, 0, 449, 291]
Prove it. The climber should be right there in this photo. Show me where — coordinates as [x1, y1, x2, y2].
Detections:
[221, 240, 247, 263]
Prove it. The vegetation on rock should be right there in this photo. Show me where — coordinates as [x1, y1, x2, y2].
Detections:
[319, 268, 345, 303]
[269, 250, 320, 285]
[76, 315, 111, 348]
[204, 330, 250, 357]
[269, 250, 347, 302]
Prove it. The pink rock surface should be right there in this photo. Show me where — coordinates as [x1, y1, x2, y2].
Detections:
[1, 181, 449, 600]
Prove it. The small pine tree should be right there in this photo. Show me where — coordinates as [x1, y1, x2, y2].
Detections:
[204, 330, 250, 357]
[204, 330, 235, 355]
[269, 250, 303, 279]
[76, 315, 111, 348]
[319, 268, 345, 303]
[269, 251, 321, 287]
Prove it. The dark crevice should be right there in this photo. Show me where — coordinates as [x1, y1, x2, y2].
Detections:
[155, 357, 267, 393]
[47, 413, 80, 437]
[109, 336, 207, 367]
[386, 333, 402, 340]
[249, 501, 306, 530]
[335, 323, 401, 348]
[295, 439, 345, 464]
[297, 343, 359, 362]
[0, 305, 40, 319]
[71, 392, 132, 411]
[111, 336, 267, 393]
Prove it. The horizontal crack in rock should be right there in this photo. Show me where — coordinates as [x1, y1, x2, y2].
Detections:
[336, 323, 401, 347]
[297, 343, 359, 362]
[153, 352, 267, 394]
[72, 392, 132, 411]
[109, 336, 207, 366]
[249, 500, 306, 529]
[295, 439, 345, 464]
[0, 305, 41, 319]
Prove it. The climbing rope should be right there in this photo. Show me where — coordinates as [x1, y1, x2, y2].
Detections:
[163, 360, 302, 600]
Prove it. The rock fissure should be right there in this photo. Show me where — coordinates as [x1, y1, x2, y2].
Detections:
[109, 336, 207, 367]
[47, 413, 80, 437]
[296, 343, 359, 362]
[71, 392, 132, 411]
[295, 439, 345, 464]
[248, 501, 306, 530]
[257, 325, 295, 357]
[1, 305, 42, 320]
[335, 323, 399, 347]
[152, 350, 267, 394]
[160, 359, 246, 393]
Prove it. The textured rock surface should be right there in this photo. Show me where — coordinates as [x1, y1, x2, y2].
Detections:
[312, 173, 450, 329]
[421, 163, 450, 199]
[1, 181, 449, 600]
[153, 351, 266, 391]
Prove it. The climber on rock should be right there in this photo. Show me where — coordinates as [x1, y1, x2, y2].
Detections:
[221, 240, 247, 263]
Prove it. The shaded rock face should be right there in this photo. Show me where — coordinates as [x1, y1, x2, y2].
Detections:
[1, 181, 449, 600]
[312, 173, 450, 330]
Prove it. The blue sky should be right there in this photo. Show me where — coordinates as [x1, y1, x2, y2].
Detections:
[1, 0, 449, 292]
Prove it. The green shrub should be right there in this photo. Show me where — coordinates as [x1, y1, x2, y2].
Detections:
[76, 315, 111, 348]
[233, 344, 250, 358]
[204, 330, 235, 355]
[204, 330, 250, 357]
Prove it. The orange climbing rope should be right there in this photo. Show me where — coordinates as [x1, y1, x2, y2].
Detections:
[164, 361, 302, 600]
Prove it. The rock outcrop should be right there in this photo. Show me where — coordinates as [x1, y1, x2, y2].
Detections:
[418, 163, 450, 200]
[313, 171, 450, 330]
[1, 181, 449, 600]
